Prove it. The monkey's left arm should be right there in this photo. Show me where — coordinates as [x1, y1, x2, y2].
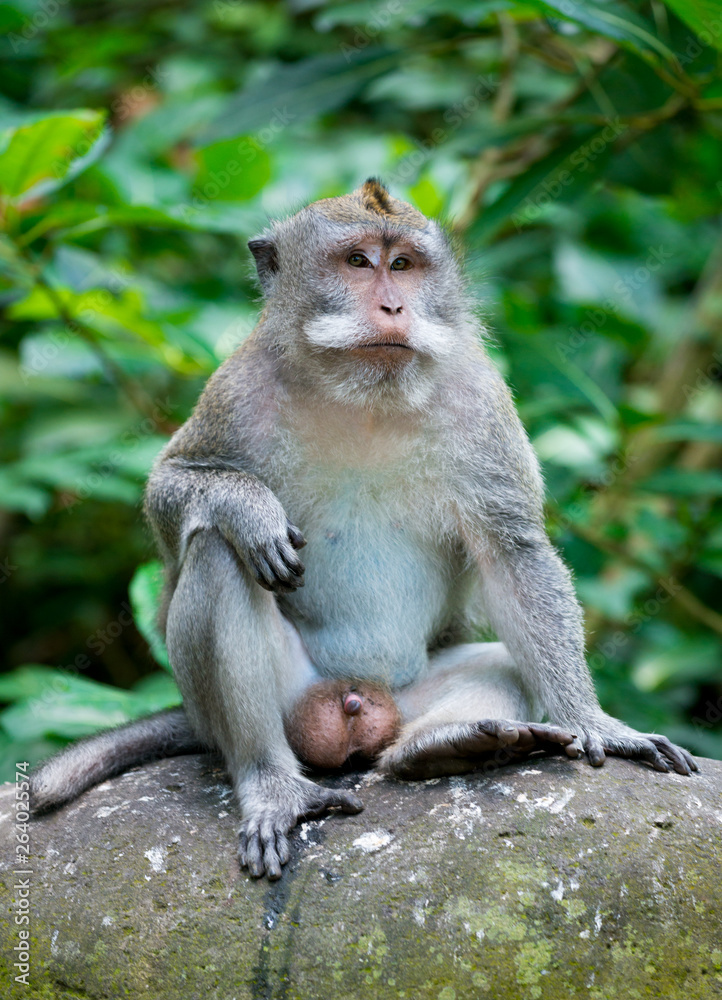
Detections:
[471, 533, 696, 774]
[457, 369, 697, 776]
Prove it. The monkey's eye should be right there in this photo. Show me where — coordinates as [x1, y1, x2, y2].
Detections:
[390, 256, 412, 271]
[348, 253, 371, 268]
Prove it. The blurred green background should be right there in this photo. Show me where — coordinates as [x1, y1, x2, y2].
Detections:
[1, 0, 721, 780]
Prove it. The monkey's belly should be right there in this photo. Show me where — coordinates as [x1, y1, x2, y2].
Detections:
[279, 521, 454, 688]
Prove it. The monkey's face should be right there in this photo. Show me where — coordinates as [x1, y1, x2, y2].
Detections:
[306, 236, 438, 372]
[294, 228, 468, 408]
[249, 181, 476, 409]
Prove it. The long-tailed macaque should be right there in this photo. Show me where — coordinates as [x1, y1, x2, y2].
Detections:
[30, 180, 697, 879]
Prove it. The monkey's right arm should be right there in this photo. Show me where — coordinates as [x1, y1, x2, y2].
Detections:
[145, 457, 306, 595]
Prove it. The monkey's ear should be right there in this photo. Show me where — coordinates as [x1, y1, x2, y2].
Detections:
[248, 237, 279, 291]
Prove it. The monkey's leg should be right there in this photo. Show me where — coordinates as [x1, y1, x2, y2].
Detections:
[166, 529, 363, 879]
[379, 642, 575, 779]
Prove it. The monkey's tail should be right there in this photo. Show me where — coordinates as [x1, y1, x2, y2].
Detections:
[29, 707, 206, 815]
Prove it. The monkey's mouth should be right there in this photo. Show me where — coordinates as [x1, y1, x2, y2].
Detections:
[355, 342, 413, 351]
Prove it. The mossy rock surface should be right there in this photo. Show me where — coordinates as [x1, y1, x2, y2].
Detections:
[1, 754, 721, 1000]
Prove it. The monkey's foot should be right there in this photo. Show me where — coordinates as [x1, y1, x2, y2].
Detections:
[379, 719, 576, 780]
[238, 776, 363, 880]
[561, 714, 698, 775]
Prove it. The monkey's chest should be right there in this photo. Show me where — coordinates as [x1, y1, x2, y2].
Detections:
[278, 504, 455, 687]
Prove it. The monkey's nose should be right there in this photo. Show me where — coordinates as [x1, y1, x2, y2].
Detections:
[380, 304, 403, 316]
[343, 693, 363, 715]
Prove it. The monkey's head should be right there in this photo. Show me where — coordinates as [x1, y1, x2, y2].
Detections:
[248, 179, 476, 409]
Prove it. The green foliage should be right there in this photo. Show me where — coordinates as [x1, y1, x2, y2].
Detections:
[129, 561, 171, 672]
[1, 0, 721, 780]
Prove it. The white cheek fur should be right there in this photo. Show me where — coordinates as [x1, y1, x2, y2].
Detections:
[303, 313, 457, 359]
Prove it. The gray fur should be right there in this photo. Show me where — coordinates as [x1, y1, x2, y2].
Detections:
[29, 708, 202, 814]
[29, 181, 697, 879]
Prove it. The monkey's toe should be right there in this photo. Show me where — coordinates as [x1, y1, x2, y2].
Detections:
[468, 719, 576, 757]
[592, 731, 698, 775]
[383, 720, 577, 780]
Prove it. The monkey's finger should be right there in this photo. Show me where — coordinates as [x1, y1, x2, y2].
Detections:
[475, 720, 520, 747]
[527, 724, 576, 746]
[287, 523, 307, 550]
[617, 740, 671, 773]
[649, 735, 696, 775]
[678, 746, 698, 772]
[260, 821, 283, 880]
[248, 554, 276, 591]
[250, 552, 297, 593]
[322, 788, 364, 815]
[275, 831, 291, 866]
[634, 742, 671, 772]
[273, 539, 306, 580]
[243, 831, 265, 877]
[585, 735, 606, 767]
[266, 552, 303, 588]
[564, 737, 582, 759]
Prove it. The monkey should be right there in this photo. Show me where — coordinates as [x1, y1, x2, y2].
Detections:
[29, 179, 697, 881]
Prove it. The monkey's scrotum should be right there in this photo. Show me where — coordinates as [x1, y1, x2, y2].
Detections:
[285, 681, 402, 769]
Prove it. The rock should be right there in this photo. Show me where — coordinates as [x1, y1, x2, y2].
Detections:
[1, 754, 721, 999]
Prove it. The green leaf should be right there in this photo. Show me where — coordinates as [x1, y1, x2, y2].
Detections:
[0, 665, 60, 703]
[653, 420, 722, 442]
[194, 137, 271, 202]
[197, 48, 399, 145]
[0, 110, 108, 203]
[0, 470, 52, 518]
[314, 0, 510, 31]
[0, 674, 137, 741]
[528, 0, 678, 62]
[132, 672, 181, 712]
[640, 469, 722, 496]
[662, 0, 722, 54]
[129, 561, 171, 671]
[0, 666, 180, 742]
[633, 634, 722, 690]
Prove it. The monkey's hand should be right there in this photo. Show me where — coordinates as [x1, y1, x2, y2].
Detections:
[216, 484, 306, 594]
[238, 775, 363, 879]
[378, 720, 576, 780]
[560, 712, 697, 775]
